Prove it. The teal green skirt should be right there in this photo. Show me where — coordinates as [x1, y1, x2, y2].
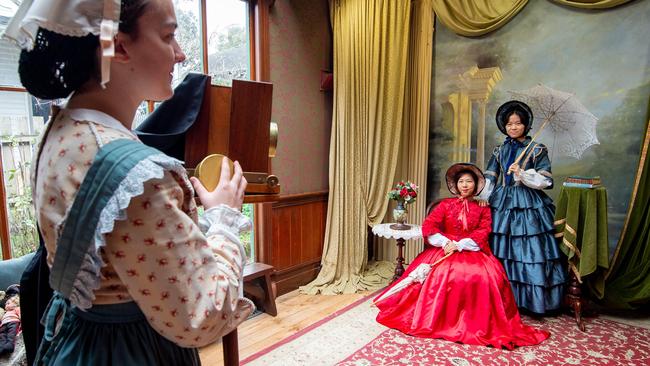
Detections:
[36, 293, 200, 365]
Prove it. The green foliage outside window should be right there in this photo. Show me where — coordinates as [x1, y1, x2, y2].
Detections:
[208, 24, 249, 86]
[240, 203, 254, 261]
[2, 136, 38, 259]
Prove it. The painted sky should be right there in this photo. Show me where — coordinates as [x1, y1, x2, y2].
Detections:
[433, 0, 649, 126]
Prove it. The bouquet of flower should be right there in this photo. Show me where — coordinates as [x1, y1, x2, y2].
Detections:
[387, 181, 419, 206]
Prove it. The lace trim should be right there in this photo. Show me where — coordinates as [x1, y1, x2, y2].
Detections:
[68, 153, 191, 309]
[5, 19, 100, 51]
[201, 205, 252, 236]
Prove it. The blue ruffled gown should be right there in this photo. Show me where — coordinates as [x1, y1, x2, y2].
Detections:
[485, 137, 567, 314]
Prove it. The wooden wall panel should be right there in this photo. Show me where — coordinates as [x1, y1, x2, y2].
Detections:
[289, 204, 301, 263]
[300, 204, 314, 263]
[257, 191, 327, 296]
[275, 208, 292, 269]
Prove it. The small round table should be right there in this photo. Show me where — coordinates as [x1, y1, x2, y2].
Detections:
[372, 223, 422, 281]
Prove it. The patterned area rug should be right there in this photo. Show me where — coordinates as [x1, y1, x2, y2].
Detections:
[242, 294, 650, 366]
[241, 294, 387, 366]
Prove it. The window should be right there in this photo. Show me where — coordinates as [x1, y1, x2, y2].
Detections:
[0, 0, 259, 260]
[206, 0, 251, 86]
[133, 0, 205, 128]
[172, 0, 204, 85]
[0, 88, 55, 258]
[1, 0, 49, 258]
[150, 0, 255, 261]
[205, 0, 254, 261]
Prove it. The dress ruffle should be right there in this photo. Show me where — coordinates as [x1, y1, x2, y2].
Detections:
[491, 232, 564, 263]
[491, 208, 556, 236]
[510, 282, 566, 314]
[499, 258, 567, 287]
[490, 185, 554, 210]
[489, 185, 567, 313]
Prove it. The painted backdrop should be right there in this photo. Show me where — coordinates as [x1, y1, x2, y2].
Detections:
[427, 0, 650, 254]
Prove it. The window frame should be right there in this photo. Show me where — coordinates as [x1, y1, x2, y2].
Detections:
[0, 84, 29, 259]
[0, 136, 11, 260]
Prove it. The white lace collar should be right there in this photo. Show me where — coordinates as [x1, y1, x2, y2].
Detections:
[66, 108, 137, 138]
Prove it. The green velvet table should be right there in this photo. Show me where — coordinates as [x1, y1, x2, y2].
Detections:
[554, 185, 609, 331]
[555, 186, 610, 281]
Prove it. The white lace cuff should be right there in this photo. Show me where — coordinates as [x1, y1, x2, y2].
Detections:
[514, 168, 552, 189]
[456, 238, 480, 252]
[427, 233, 449, 247]
[199, 204, 251, 237]
[476, 179, 493, 201]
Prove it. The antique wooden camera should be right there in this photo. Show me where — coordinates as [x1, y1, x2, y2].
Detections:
[185, 78, 280, 203]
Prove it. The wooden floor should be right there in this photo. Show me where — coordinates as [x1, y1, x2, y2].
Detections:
[199, 290, 370, 365]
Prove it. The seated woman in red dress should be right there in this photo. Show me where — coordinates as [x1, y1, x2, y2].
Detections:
[375, 163, 549, 349]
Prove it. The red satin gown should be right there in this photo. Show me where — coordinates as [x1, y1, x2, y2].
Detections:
[375, 198, 549, 349]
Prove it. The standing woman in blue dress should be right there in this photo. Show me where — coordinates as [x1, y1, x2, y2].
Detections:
[478, 100, 567, 314]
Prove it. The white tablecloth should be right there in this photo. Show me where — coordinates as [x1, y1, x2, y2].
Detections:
[372, 223, 422, 240]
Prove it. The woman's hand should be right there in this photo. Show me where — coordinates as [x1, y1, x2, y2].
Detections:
[190, 158, 247, 211]
[475, 198, 489, 207]
[443, 241, 458, 255]
[508, 163, 521, 176]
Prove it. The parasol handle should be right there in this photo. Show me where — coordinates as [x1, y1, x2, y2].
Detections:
[430, 250, 454, 267]
[371, 250, 455, 307]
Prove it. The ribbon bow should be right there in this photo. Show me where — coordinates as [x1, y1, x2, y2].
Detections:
[457, 197, 470, 231]
[504, 137, 525, 185]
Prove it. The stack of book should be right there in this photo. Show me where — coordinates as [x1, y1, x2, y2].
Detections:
[563, 175, 601, 188]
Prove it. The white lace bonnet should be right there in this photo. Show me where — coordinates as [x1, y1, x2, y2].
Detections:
[3, 0, 121, 87]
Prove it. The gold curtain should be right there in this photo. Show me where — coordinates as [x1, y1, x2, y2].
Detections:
[551, 0, 634, 9]
[431, 0, 529, 37]
[395, 0, 436, 262]
[376, 0, 435, 264]
[300, 0, 412, 294]
[430, 0, 634, 39]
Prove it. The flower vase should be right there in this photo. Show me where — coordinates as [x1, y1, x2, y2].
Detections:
[390, 201, 410, 230]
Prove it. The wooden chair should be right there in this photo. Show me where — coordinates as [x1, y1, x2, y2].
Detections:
[417, 199, 444, 256]
[222, 262, 278, 366]
[243, 262, 278, 317]
[425, 199, 444, 217]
